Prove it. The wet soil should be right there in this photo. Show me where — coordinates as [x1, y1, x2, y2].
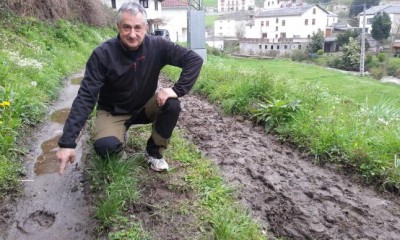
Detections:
[1, 72, 400, 240]
[174, 78, 400, 239]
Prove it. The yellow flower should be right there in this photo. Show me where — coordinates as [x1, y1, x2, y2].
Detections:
[0, 101, 10, 107]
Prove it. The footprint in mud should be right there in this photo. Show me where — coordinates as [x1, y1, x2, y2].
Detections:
[17, 210, 56, 234]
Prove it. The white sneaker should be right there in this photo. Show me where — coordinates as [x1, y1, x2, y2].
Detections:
[145, 152, 169, 172]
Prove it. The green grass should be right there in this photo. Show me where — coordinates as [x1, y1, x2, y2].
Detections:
[87, 125, 266, 239]
[163, 54, 400, 190]
[203, 0, 218, 8]
[205, 15, 218, 29]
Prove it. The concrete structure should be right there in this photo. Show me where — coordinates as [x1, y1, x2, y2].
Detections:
[217, 0, 255, 12]
[263, 0, 303, 10]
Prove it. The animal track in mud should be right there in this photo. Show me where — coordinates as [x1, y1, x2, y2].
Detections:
[17, 210, 56, 234]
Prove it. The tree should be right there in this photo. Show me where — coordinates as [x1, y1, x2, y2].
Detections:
[349, 0, 380, 18]
[336, 30, 360, 48]
[341, 37, 361, 71]
[307, 29, 324, 54]
[371, 11, 392, 51]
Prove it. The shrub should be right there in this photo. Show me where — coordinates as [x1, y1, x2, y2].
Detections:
[291, 50, 308, 62]
[365, 53, 377, 70]
[317, 49, 324, 55]
[370, 67, 384, 79]
[377, 52, 388, 62]
[387, 62, 400, 77]
[327, 55, 342, 69]
[341, 37, 361, 71]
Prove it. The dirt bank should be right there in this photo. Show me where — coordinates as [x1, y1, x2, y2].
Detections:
[174, 76, 400, 239]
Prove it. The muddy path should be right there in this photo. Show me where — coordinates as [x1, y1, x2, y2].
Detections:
[1, 71, 400, 240]
[0, 71, 96, 240]
[173, 77, 400, 239]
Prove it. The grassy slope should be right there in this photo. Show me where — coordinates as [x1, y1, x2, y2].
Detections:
[216, 57, 400, 108]
[163, 54, 400, 190]
[0, 13, 116, 198]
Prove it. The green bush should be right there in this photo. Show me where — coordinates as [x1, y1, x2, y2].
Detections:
[341, 37, 360, 71]
[317, 49, 324, 55]
[387, 62, 400, 77]
[370, 67, 384, 80]
[395, 69, 400, 77]
[377, 52, 388, 62]
[291, 50, 308, 62]
[327, 55, 342, 69]
[365, 53, 378, 70]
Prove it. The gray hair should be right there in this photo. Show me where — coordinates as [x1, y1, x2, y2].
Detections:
[116, 1, 148, 25]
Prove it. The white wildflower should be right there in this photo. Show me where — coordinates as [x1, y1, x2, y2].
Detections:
[6, 50, 43, 69]
[377, 117, 389, 126]
[31, 81, 37, 87]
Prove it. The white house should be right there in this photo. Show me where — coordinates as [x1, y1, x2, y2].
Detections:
[160, 0, 188, 42]
[214, 10, 254, 38]
[327, 11, 338, 27]
[217, 0, 255, 12]
[246, 4, 330, 40]
[241, 4, 332, 56]
[358, 5, 400, 34]
[263, 0, 303, 10]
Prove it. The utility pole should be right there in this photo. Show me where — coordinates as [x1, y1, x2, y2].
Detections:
[360, 3, 366, 76]
[188, 0, 207, 61]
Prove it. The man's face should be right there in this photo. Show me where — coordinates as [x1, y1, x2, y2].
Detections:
[117, 11, 148, 51]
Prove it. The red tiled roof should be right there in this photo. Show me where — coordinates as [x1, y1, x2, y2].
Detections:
[161, 0, 188, 8]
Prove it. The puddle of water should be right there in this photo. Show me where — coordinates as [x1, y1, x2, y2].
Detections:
[71, 77, 83, 85]
[50, 107, 70, 124]
[34, 135, 60, 175]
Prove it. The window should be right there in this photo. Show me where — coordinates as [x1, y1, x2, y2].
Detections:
[298, 45, 301, 49]
[277, 45, 280, 49]
[155, 0, 158, 10]
[284, 45, 288, 49]
[140, 0, 148, 8]
[275, 26, 278, 31]
[265, 45, 268, 49]
[367, 18, 373, 24]
[261, 21, 264, 26]
[313, 8, 316, 14]
[262, 33, 268, 38]
[280, 32, 286, 38]
[259, 44, 262, 49]
[305, 19, 308, 25]
[307, 34, 310, 38]
[275, 34, 278, 38]
[276, 18, 279, 23]
[266, 21, 269, 26]
[282, 20, 285, 26]
[312, 19, 315, 25]
[271, 45, 274, 49]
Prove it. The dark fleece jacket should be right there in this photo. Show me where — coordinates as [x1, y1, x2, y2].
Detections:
[58, 34, 203, 148]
